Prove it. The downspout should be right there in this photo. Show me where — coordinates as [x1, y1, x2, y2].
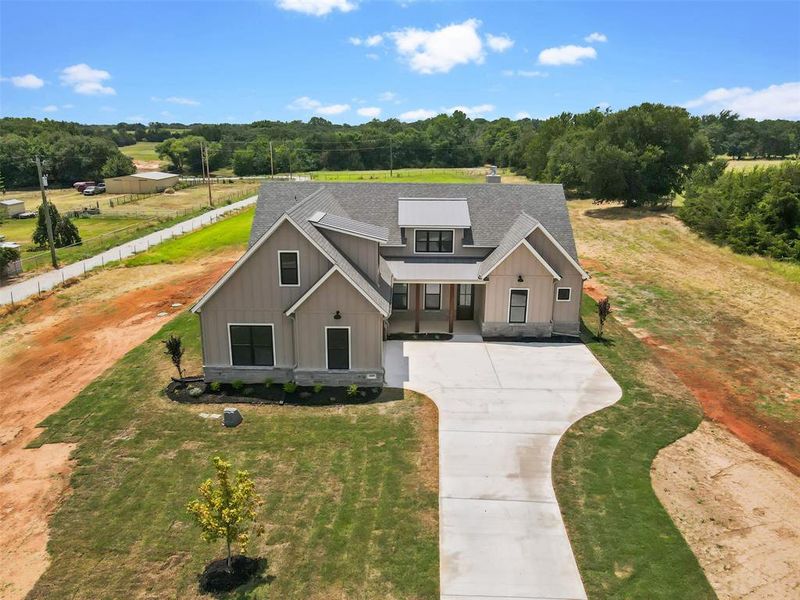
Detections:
[288, 314, 299, 372]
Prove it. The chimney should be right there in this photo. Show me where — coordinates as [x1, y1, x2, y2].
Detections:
[485, 164, 501, 183]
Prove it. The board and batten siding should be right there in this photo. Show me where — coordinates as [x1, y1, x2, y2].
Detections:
[527, 229, 582, 333]
[200, 220, 332, 368]
[391, 283, 454, 322]
[321, 229, 380, 282]
[381, 228, 491, 259]
[294, 270, 383, 370]
[482, 244, 556, 336]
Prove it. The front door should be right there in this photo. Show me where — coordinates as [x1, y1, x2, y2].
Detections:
[456, 284, 474, 320]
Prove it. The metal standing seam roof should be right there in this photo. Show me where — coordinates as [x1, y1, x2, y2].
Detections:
[248, 182, 579, 260]
[129, 172, 179, 180]
[478, 213, 542, 278]
[397, 199, 471, 228]
[309, 211, 389, 243]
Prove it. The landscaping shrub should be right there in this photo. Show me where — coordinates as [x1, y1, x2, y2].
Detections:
[346, 384, 359, 398]
[264, 377, 273, 388]
[231, 380, 244, 392]
[162, 334, 185, 379]
[313, 383, 323, 394]
[209, 381, 221, 392]
[282, 381, 297, 394]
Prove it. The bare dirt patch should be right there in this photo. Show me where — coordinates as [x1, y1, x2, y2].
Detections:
[653, 421, 800, 600]
[0, 253, 238, 600]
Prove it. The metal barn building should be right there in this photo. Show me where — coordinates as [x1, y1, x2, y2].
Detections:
[105, 172, 180, 194]
[0, 199, 25, 218]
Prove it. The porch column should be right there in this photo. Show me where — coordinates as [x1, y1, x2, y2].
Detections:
[415, 284, 421, 333]
[448, 284, 456, 333]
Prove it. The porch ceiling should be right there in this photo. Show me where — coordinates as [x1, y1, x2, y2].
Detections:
[385, 259, 484, 283]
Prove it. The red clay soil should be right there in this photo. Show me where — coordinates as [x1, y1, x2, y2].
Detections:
[0, 255, 236, 600]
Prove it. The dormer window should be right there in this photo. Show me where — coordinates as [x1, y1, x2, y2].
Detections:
[414, 230, 454, 253]
[278, 251, 299, 286]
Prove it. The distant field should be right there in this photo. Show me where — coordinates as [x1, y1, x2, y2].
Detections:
[304, 167, 530, 184]
[725, 158, 794, 171]
[119, 141, 161, 162]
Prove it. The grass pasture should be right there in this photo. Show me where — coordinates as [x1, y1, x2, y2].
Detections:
[119, 141, 163, 163]
[724, 157, 794, 171]
[304, 167, 530, 184]
[27, 312, 439, 600]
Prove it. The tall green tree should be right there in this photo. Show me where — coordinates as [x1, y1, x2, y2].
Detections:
[32, 203, 81, 248]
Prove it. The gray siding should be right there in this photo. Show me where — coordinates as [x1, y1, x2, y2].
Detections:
[527, 229, 582, 333]
[294, 270, 384, 371]
[481, 244, 556, 335]
[381, 228, 490, 259]
[201, 219, 331, 369]
[322, 229, 380, 282]
[391, 283, 455, 322]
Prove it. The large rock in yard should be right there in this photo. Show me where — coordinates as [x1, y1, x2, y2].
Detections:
[223, 407, 243, 428]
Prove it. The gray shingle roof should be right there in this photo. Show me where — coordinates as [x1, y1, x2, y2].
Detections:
[478, 213, 541, 278]
[249, 181, 578, 260]
[284, 188, 391, 315]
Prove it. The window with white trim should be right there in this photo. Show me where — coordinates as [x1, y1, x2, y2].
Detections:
[424, 284, 441, 310]
[326, 327, 350, 370]
[415, 230, 453, 253]
[392, 283, 408, 309]
[556, 287, 572, 302]
[230, 325, 274, 366]
[278, 251, 299, 286]
[508, 289, 528, 324]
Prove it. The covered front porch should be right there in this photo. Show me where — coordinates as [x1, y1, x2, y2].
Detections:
[387, 281, 483, 335]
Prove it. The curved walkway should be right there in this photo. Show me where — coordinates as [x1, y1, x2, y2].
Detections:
[384, 339, 621, 600]
[0, 195, 257, 306]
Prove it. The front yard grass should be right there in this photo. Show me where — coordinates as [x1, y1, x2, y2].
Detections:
[28, 312, 439, 599]
[552, 295, 715, 599]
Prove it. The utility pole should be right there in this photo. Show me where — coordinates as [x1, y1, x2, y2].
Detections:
[269, 141, 274, 179]
[35, 156, 58, 269]
[202, 142, 212, 206]
[389, 136, 394, 178]
[288, 142, 293, 181]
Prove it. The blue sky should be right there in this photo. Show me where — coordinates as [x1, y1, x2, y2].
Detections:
[1, 0, 798, 124]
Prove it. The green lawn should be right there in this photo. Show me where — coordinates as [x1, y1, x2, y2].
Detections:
[120, 141, 162, 162]
[552, 296, 715, 599]
[304, 167, 527, 184]
[28, 313, 439, 599]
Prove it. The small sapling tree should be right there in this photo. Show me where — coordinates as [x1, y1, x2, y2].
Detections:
[162, 334, 185, 379]
[597, 297, 612, 339]
[187, 456, 263, 571]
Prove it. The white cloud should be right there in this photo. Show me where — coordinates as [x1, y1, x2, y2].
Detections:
[399, 108, 437, 120]
[357, 106, 382, 118]
[514, 111, 531, 119]
[502, 69, 548, 78]
[366, 53, 380, 60]
[316, 103, 350, 115]
[486, 33, 514, 53]
[165, 96, 200, 106]
[446, 103, 495, 117]
[42, 105, 59, 113]
[584, 32, 608, 43]
[276, 0, 356, 16]
[5, 74, 45, 89]
[538, 45, 597, 66]
[684, 82, 800, 120]
[350, 34, 383, 46]
[389, 19, 485, 74]
[60, 63, 115, 95]
[378, 91, 397, 102]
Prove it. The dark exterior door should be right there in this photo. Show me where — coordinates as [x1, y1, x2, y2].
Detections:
[456, 284, 474, 320]
[326, 327, 350, 370]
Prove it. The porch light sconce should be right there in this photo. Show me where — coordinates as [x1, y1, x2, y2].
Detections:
[333, 310, 342, 320]
[517, 275, 524, 283]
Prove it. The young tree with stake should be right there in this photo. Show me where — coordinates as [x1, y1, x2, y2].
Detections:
[162, 334, 185, 379]
[597, 297, 612, 339]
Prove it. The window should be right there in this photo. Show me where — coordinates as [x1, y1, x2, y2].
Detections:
[508, 289, 528, 324]
[278, 251, 299, 286]
[424, 284, 441, 310]
[414, 230, 454, 253]
[229, 324, 274, 366]
[326, 327, 350, 370]
[392, 283, 408, 309]
[556, 287, 572, 302]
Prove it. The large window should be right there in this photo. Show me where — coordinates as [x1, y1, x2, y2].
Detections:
[508, 289, 528, 324]
[229, 324, 274, 366]
[424, 284, 441, 310]
[392, 283, 408, 309]
[278, 251, 299, 286]
[326, 327, 350, 370]
[415, 230, 454, 253]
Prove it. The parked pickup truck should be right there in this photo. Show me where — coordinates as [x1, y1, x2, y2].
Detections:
[73, 181, 96, 192]
[83, 183, 106, 196]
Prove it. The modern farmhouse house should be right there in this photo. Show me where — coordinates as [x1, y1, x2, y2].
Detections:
[192, 182, 589, 385]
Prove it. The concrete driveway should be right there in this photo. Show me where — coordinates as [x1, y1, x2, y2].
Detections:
[384, 340, 621, 600]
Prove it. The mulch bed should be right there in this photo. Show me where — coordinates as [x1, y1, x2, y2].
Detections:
[199, 555, 262, 593]
[386, 332, 453, 341]
[166, 379, 383, 406]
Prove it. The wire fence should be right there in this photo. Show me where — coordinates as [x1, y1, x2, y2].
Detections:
[17, 185, 260, 272]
